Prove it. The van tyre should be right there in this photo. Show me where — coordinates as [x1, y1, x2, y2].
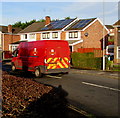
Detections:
[35, 67, 42, 78]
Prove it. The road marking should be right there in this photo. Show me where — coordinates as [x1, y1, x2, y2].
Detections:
[82, 81, 120, 92]
[46, 75, 62, 79]
[68, 104, 94, 117]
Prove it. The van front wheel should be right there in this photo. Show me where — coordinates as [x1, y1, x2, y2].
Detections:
[35, 67, 42, 78]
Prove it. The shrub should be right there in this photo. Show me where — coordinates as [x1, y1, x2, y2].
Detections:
[71, 52, 102, 70]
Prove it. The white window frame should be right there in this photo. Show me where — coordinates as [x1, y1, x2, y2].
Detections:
[24, 34, 27, 39]
[66, 31, 81, 40]
[52, 32, 58, 39]
[42, 32, 50, 39]
[21, 34, 28, 41]
[69, 31, 78, 38]
[9, 44, 19, 52]
[29, 33, 35, 39]
[41, 31, 60, 40]
[117, 46, 120, 59]
[106, 45, 114, 56]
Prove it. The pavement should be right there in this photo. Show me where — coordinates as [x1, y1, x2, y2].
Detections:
[1, 61, 120, 79]
[70, 68, 119, 79]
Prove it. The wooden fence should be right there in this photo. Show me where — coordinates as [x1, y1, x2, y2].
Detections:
[77, 48, 103, 57]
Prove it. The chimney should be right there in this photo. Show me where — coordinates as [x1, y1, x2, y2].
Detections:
[8, 25, 12, 33]
[45, 16, 51, 25]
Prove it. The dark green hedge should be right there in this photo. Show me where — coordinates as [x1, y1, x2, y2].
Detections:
[71, 52, 102, 70]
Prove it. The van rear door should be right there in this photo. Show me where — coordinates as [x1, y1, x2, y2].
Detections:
[45, 41, 70, 70]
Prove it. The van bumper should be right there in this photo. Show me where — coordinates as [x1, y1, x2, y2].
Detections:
[46, 68, 70, 74]
[40, 66, 69, 74]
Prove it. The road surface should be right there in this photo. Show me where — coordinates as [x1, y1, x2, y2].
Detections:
[2, 63, 120, 117]
[35, 71, 119, 117]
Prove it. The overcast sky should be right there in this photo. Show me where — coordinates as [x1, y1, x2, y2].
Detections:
[1, 1, 119, 26]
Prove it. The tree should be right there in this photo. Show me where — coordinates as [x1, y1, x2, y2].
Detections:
[12, 17, 72, 29]
[12, 21, 22, 28]
[65, 17, 71, 19]
[12, 19, 40, 29]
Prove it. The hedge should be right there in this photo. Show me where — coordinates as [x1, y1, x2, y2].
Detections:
[71, 52, 102, 70]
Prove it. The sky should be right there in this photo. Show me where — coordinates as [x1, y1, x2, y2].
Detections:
[0, 1, 119, 26]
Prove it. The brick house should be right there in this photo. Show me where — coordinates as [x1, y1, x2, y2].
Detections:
[65, 18, 109, 52]
[41, 16, 109, 52]
[113, 20, 120, 64]
[0, 25, 21, 52]
[105, 25, 115, 60]
[19, 16, 109, 53]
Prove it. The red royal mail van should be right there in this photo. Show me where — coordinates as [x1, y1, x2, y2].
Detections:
[11, 40, 70, 77]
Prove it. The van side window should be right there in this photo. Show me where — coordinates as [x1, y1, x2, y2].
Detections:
[12, 49, 19, 57]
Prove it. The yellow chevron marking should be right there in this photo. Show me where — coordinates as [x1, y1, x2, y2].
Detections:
[62, 59, 68, 68]
[47, 65, 51, 69]
[64, 57, 68, 61]
[57, 62, 64, 68]
[47, 58, 52, 63]
[47, 64, 57, 69]
[54, 57, 58, 62]
[47, 57, 69, 69]
[52, 65, 57, 69]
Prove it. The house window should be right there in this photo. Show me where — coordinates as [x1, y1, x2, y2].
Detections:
[69, 31, 78, 38]
[42, 33, 50, 39]
[12, 48, 19, 57]
[52, 32, 58, 38]
[118, 46, 120, 59]
[108, 48, 114, 53]
[23, 34, 27, 39]
[12, 45, 18, 52]
[29, 34, 35, 39]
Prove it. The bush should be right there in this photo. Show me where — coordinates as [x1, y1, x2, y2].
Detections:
[71, 52, 102, 70]
[106, 60, 113, 70]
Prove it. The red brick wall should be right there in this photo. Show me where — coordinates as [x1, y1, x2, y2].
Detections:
[78, 48, 101, 53]
[36, 33, 41, 40]
[61, 32, 66, 40]
[3, 34, 20, 51]
[73, 20, 108, 51]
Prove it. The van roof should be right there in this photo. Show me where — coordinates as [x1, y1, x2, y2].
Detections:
[26, 40, 68, 43]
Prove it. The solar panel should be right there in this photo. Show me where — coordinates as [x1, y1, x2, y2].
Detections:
[55, 19, 73, 29]
[42, 27, 49, 30]
[41, 19, 74, 30]
[72, 19, 92, 29]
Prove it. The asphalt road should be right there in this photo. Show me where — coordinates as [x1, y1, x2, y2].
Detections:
[35, 72, 120, 117]
[2, 63, 120, 117]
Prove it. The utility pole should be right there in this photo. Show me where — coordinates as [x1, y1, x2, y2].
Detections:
[102, 0, 105, 70]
